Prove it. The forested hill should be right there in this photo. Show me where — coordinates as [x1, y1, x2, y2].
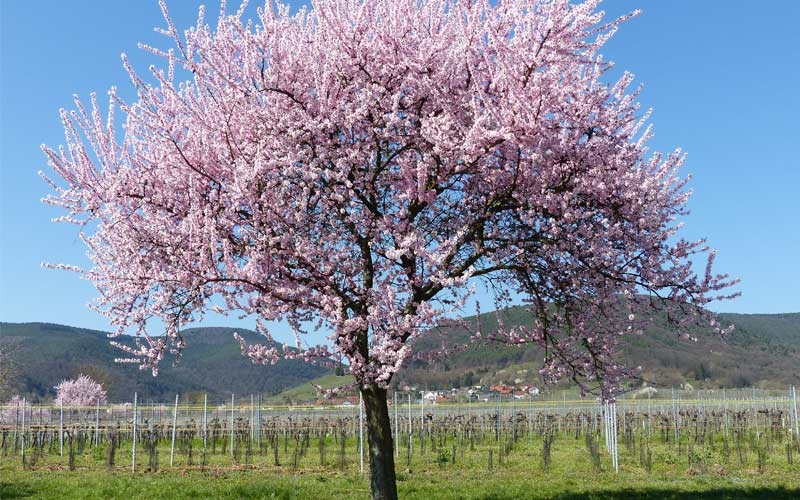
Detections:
[0, 323, 329, 403]
[2, 310, 798, 402]
[394, 309, 800, 391]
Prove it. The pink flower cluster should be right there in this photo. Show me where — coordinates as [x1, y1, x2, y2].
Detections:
[42, 0, 738, 399]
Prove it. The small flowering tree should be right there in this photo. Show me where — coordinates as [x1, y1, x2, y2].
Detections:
[42, 1, 738, 498]
[0, 395, 24, 425]
[54, 375, 108, 407]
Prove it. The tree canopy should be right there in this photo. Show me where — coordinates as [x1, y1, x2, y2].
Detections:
[42, 0, 737, 395]
[54, 374, 108, 407]
[42, 2, 738, 497]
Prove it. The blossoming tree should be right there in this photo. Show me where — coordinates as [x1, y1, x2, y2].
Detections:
[0, 395, 25, 425]
[42, 1, 737, 498]
[54, 375, 108, 407]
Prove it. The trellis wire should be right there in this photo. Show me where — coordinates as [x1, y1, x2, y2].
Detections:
[2, 387, 798, 476]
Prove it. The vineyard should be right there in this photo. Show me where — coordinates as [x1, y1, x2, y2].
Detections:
[2, 389, 798, 479]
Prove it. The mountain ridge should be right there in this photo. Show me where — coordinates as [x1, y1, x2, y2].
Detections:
[394, 308, 800, 391]
[2, 309, 799, 402]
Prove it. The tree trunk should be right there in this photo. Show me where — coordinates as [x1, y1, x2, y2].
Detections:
[361, 385, 398, 500]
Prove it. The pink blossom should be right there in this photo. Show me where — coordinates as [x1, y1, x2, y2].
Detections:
[41, 0, 738, 398]
[54, 374, 108, 407]
[42, 2, 739, 495]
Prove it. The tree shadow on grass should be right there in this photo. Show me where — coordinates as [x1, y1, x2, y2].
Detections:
[480, 487, 800, 500]
[0, 481, 36, 500]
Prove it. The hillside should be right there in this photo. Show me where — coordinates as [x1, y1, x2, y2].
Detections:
[2, 309, 799, 403]
[0, 323, 330, 403]
[393, 308, 800, 391]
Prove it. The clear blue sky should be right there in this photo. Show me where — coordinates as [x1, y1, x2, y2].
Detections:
[1, 1, 798, 342]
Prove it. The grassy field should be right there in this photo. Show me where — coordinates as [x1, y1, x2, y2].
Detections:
[263, 374, 354, 404]
[3, 467, 800, 500]
[2, 431, 799, 499]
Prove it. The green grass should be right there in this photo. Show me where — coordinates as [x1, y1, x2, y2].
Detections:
[2, 432, 798, 499]
[3, 464, 799, 499]
[265, 374, 354, 403]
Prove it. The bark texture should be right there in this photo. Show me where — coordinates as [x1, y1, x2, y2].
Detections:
[361, 385, 397, 500]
